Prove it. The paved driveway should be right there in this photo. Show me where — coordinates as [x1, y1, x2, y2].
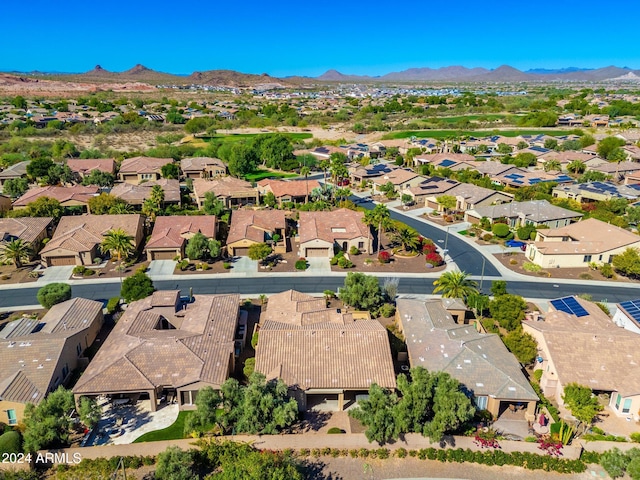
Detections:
[307, 257, 331, 273]
[231, 256, 258, 274]
[147, 260, 176, 277]
[37, 266, 74, 283]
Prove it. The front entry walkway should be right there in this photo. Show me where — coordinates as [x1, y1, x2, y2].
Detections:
[36, 266, 74, 283]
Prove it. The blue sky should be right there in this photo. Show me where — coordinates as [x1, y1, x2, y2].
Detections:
[2, 0, 639, 77]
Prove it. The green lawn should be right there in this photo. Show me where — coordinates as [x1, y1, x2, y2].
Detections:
[243, 169, 298, 182]
[429, 114, 521, 124]
[382, 129, 573, 140]
[132, 411, 192, 443]
[202, 132, 312, 143]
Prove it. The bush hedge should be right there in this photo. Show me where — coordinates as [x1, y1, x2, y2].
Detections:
[492, 223, 511, 238]
[0, 430, 22, 454]
[106, 297, 120, 314]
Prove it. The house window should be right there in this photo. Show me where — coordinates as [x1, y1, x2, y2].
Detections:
[598, 255, 603, 261]
[62, 363, 69, 379]
[623, 398, 632, 414]
[608, 255, 616, 264]
[474, 396, 488, 410]
[7, 409, 16, 426]
[583, 255, 592, 263]
[76, 343, 82, 356]
[358, 242, 364, 249]
[615, 394, 621, 410]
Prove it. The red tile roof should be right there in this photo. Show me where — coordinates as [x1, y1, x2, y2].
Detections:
[299, 209, 368, 244]
[13, 185, 99, 207]
[146, 215, 217, 249]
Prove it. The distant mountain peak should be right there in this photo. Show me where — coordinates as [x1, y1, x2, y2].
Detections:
[125, 64, 152, 75]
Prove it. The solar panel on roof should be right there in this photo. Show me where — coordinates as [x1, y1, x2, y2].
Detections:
[440, 159, 456, 167]
[620, 300, 640, 324]
[550, 297, 589, 317]
[512, 180, 523, 184]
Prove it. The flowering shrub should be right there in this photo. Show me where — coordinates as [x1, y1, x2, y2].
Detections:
[474, 435, 500, 449]
[538, 438, 563, 456]
[422, 242, 437, 254]
[425, 252, 443, 267]
[378, 251, 391, 264]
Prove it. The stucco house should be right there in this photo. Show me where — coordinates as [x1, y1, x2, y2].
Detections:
[526, 218, 640, 268]
[256, 179, 320, 205]
[180, 157, 226, 179]
[73, 291, 240, 412]
[40, 214, 144, 266]
[146, 215, 217, 261]
[118, 157, 172, 184]
[298, 209, 371, 257]
[465, 200, 583, 229]
[256, 290, 396, 411]
[396, 299, 538, 420]
[193, 177, 259, 208]
[524, 296, 640, 420]
[0, 298, 104, 424]
[0, 217, 53, 256]
[13, 185, 99, 212]
[226, 210, 287, 256]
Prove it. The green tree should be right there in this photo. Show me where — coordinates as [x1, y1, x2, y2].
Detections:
[109, 202, 134, 214]
[46, 164, 74, 185]
[401, 193, 413, 206]
[1, 239, 32, 268]
[121, 268, 154, 303]
[227, 143, 259, 177]
[203, 191, 226, 216]
[503, 330, 538, 364]
[600, 448, 629, 479]
[37, 283, 72, 309]
[0, 431, 22, 454]
[184, 116, 215, 134]
[567, 160, 586, 174]
[579, 134, 596, 148]
[248, 242, 272, 264]
[257, 134, 295, 170]
[597, 136, 626, 160]
[26, 196, 63, 220]
[23, 387, 74, 452]
[544, 160, 562, 172]
[3, 177, 29, 198]
[155, 446, 194, 480]
[516, 223, 536, 240]
[432, 271, 478, 299]
[544, 138, 559, 150]
[489, 294, 527, 331]
[26, 157, 54, 179]
[562, 383, 602, 431]
[11, 95, 27, 110]
[101, 228, 135, 261]
[349, 384, 399, 444]
[364, 203, 391, 253]
[491, 223, 511, 238]
[184, 386, 222, 435]
[300, 166, 311, 203]
[496, 143, 513, 154]
[161, 162, 180, 179]
[51, 140, 78, 160]
[78, 396, 101, 429]
[185, 232, 209, 260]
[263, 191, 277, 208]
[490, 280, 508, 297]
[612, 248, 640, 278]
[627, 206, 640, 225]
[391, 227, 420, 252]
[338, 272, 383, 311]
[436, 194, 456, 213]
[218, 373, 298, 434]
[88, 193, 126, 215]
[81, 170, 115, 187]
[209, 239, 222, 259]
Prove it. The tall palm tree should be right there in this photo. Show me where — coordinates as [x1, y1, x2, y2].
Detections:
[432, 271, 478, 299]
[544, 160, 562, 172]
[363, 204, 392, 253]
[149, 185, 165, 209]
[300, 166, 311, 204]
[319, 160, 330, 192]
[1, 239, 32, 268]
[101, 229, 135, 262]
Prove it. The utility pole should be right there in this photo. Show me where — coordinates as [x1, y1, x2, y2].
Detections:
[479, 256, 486, 293]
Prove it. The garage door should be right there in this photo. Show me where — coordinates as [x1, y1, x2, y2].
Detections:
[305, 248, 329, 257]
[49, 256, 77, 266]
[233, 247, 249, 257]
[151, 250, 176, 260]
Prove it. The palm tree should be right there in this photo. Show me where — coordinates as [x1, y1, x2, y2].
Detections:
[567, 160, 586, 175]
[432, 271, 478, 299]
[544, 160, 562, 172]
[319, 160, 330, 191]
[1, 239, 32, 268]
[150, 185, 165, 209]
[363, 204, 392, 253]
[109, 202, 134, 214]
[101, 229, 135, 262]
[300, 166, 311, 204]
[391, 228, 420, 252]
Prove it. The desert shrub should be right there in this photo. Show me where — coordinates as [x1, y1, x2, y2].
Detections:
[0, 430, 22, 454]
[330, 251, 344, 265]
[223, 262, 231, 269]
[327, 427, 345, 434]
[83, 268, 95, 276]
[579, 273, 593, 280]
[177, 259, 189, 271]
[72, 265, 86, 275]
[378, 303, 396, 318]
[482, 233, 493, 241]
[378, 251, 391, 264]
[243, 358, 255, 378]
[337, 256, 353, 268]
[509, 258, 518, 265]
[295, 258, 308, 270]
[349, 246, 360, 255]
[37, 283, 72, 309]
[523, 262, 542, 272]
[106, 297, 120, 314]
[492, 223, 511, 238]
[600, 263, 615, 278]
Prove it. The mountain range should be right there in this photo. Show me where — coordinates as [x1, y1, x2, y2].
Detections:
[11, 64, 640, 86]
